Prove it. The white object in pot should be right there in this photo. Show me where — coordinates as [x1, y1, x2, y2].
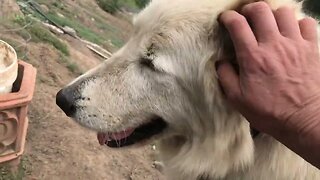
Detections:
[0, 40, 18, 95]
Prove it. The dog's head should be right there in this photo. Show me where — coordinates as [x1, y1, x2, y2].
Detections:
[56, 0, 222, 147]
[56, 0, 304, 178]
[56, 0, 299, 150]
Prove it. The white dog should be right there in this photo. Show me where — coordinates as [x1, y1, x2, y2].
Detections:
[56, 0, 320, 179]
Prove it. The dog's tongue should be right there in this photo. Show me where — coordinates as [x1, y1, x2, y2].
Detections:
[97, 128, 135, 145]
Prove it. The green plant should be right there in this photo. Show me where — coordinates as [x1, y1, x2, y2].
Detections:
[0, 158, 30, 180]
[66, 63, 81, 74]
[117, 0, 139, 11]
[28, 23, 70, 56]
[110, 37, 124, 48]
[134, 0, 150, 8]
[304, 0, 320, 17]
[13, 16, 70, 56]
[52, 1, 63, 9]
[96, 0, 119, 14]
[59, 54, 83, 75]
[0, 37, 29, 60]
[14, 15, 25, 24]
[45, 12, 103, 45]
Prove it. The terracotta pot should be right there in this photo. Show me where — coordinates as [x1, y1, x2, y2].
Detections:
[0, 60, 36, 166]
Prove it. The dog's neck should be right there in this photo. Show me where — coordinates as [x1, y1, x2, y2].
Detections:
[159, 116, 254, 179]
[158, 65, 255, 179]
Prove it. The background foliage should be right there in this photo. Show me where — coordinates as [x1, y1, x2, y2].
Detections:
[304, 0, 320, 17]
[96, 0, 150, 14]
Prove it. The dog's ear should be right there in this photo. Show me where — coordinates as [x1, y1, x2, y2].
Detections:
[208, 0, 302, 70]
[207, 0, 259, 69]
[207, 19, 238, 74]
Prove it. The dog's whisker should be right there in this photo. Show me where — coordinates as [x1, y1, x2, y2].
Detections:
[120, 126, 127, 144]
[112, 133, 120, 147]
[123, 129, 127, 144]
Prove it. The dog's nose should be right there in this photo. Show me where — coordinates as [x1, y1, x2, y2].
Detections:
[56, 89, 76, 117]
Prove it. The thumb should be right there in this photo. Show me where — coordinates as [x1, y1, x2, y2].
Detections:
[216, 61, 241, 102]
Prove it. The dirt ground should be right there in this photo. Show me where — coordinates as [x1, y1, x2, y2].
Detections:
[0, 0, 165, 179]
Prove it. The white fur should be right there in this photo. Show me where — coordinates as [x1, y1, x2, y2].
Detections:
[63, 0, 320, 179]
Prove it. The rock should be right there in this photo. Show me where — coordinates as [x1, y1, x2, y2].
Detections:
[62, 26, 77, 37]
[57, 12, 65, 18]
[39, 4, 49, 13]
[0, 0, 22, 18]
[42, 22, 64, 35]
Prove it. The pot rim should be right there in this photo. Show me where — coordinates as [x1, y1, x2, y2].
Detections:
[0, 61, 37, 109]
[0, 40, 18, 74]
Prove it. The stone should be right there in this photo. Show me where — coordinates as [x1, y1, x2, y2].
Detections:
[39, 4, 49, 13]
[63, 26, 77, 37]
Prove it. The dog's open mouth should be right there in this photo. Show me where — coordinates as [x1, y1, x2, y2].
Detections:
[97, 117, 167, 148]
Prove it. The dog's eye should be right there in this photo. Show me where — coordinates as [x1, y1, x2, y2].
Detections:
[140, 44, 157, 70]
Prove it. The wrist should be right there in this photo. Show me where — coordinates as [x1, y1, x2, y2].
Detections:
[273, 93, 320, 167]
[283, 92, 320, 139]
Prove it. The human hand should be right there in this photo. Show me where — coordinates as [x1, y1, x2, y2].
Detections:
[217, 2, 320, 139]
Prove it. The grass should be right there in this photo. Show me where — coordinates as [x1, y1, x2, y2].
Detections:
[12, 0, 127, 73]
[119, 0, 138, 9]
[59, 54, 83, 75]
[18, 0, 126, 49]
[13, 15, 70, 56]
[28, 23, 69, 56]
[0, 18, 30, 60]
[0, 14, 82, 75]
[109, 36, 124, 48]
[96, 0, 148, 13]
[44, 9, 124, 48]
[90, 15, 125, 48]
[45, 12, 103, 45]
[96, 0, 119, 14]
[0, 158, 31, 180]
[19, 0, 107, 45]
[132, 0, 150, 9]
[0, 37, 29, 61]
